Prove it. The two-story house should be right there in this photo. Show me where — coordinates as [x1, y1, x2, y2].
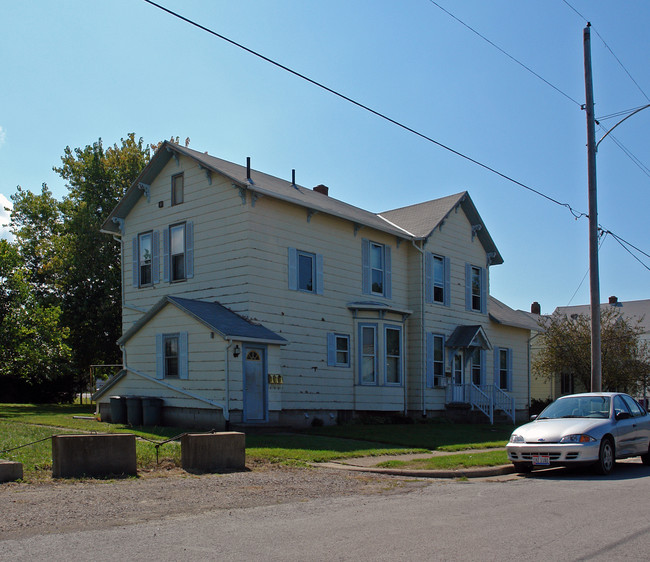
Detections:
[94, 141, 538, 428]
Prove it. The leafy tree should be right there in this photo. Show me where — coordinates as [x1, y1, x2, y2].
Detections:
[533, 307, 650, 394]
[0, 239, 73, 402]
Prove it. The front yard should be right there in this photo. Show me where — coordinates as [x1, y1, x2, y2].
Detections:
[0, 403, 512, 481]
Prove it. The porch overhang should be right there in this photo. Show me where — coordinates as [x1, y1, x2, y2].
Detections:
[445, 325, 492, 351]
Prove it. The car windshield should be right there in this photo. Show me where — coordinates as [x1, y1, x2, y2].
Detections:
[538, 396, 611, 419]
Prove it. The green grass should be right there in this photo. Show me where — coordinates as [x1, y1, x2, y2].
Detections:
[1, 404, 511, 479]
[376, 450, 509, 470]
[306, 420, 512, 450]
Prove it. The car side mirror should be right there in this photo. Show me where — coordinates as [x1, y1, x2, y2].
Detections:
[615, 411, 632, 421]
[530, 414, 538, 421]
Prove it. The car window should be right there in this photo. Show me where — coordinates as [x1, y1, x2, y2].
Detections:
[539, 396, 610, 419]
[621, 395, 645, 417]
[613, 395, 631, 417]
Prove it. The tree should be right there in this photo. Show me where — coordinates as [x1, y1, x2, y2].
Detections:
[533, 307, 650, 394]
[54, 134, 151, 375]
[0, 239, 73, 402]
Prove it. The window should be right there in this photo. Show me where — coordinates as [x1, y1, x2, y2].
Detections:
[164, 335, 179, 378]
[132, 231, 159, 288]
[426, 254, 450, 305]
[362, 239, 391, 298]
[470, 348, 483, 386]
[495, 348, 512, 390]
[621, 395, 646, 417]
[385, 326, 402, 384]
[327, 333, 350, 367]
[427, 334, 445, 387]
[359, 324, 377, 384]
[156, 332, 188, 379]
[138, 232, 153, 286]
[288, 248, 323, 294]
[172, 173, 184, 206]
[163, 222, 194, 282]
[465, 264, 486, 313]
[560, 372, 574, 395]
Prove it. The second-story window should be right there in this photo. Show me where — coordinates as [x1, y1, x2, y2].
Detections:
[138, 232, 153, 286]
[288, 248, 323, 294]
[465, 263, 486, 313]
[471, 267, 481, 311]
[170, 224, 186, 281]
[362, 239, 391, 298]
[172, 173, 184, 206]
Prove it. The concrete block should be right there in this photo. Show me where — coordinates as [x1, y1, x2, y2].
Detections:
[0, 460, 23, 482]
[52, 434, 137, 478]
[181, 432, 246, 472]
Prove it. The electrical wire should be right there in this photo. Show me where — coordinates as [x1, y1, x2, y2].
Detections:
[566, 231, 608, 306]
[427, 0, 583, 107]
[607, 231, 650, 272]
[142, 0, 588, 220]
[142, 0, 649, 272]
[598, 126, 650, 179]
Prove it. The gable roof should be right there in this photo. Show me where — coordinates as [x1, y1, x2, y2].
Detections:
[118, 296, 287, 346]
[379, 192, 503, 265]
[102, 141, 412, 239]
[489, 296, 540, 331]
[446, 325, 492, 350]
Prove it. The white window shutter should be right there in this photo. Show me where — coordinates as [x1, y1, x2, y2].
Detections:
[361, 239, 370, 294]
[179, 332, 189, 379]
[443, 256, 451, 307]
[424, 253, 433, 304]
[327, 333, 336, 366]
[132, 237, 139, 287]
[152, 231, 160, 285]
[288, 248, 298, 290]
[316, 253, 324, 295]
[155, 334, 164, 379]
[163, 228, 170, 282]
[385, 245, 392, 299]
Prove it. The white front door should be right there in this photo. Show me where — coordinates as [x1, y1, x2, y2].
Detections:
[451, 352, 464, 402]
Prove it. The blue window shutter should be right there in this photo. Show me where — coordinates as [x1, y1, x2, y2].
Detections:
[507, 348, 513, 391]
[361, 239, 370, 294]
[327, 333, 336, 366]
[385, 245, 392, 299]
[288, 248, 298, 290]
[155, 334, 164, 379]
[132, 237, 139, 287]
[163, 228, 170, 282]
[179, 332, 189, 379]
[152, 231, 160, 285]
[480, 267, 487, 313]
[426, 333, 434, 388]
[480, 349, 486, 385]
[465, 263, 471, 311]
[186, 222, 194, 279]
[443, 257, 451, 307]
[493, 347, 500, 386]
[424, 252, 433, 304]
[316, 253, 324, 295]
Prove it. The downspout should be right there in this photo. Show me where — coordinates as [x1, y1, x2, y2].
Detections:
[411, 239, 426, 416]
[225, 339, 235, 425]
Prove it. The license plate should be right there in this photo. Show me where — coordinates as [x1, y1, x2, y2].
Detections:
[532, 455, 550, 466]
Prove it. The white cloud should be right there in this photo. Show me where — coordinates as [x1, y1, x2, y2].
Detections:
[0, 193, 13, 241]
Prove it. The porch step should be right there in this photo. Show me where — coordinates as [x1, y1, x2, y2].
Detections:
[444, 403, 511, 424]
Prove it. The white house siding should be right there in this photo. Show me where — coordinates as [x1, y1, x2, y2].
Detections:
[240, 194, 410, 414]
[121, 155, 252, 332]
[488, 323, 531, 413]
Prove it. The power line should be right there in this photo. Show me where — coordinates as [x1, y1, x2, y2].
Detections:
[597, 105, 650, 122]
[606, 231, 650, 272]
[427, 0, 583, 107]
[142, 0, 587, 220]
[566, 231, 608, 306]
[142, 0, 649, 271]
[598, 125, 650, 179]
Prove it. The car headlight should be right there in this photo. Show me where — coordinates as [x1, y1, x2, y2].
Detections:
[559, 434, 596, 443]
[509, 434, 525, 443]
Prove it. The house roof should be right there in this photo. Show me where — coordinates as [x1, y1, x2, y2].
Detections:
[446, 325, 492, 350]
[554, 298, 650, 337]
[118, 296, 287, 346]
[102, 141, 413, 239]
[379, 192, 504, 265]
[489, 296, 541, 331]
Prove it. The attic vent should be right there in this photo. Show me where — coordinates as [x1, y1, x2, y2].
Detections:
[313, 184, 329, 196]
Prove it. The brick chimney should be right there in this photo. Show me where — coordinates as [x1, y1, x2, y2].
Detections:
[609, 295, 618, 304]
[313, 184, 329, 196]
[531, 302, 541, 315]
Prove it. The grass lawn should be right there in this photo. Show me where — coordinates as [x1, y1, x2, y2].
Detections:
[1, 403, 512, 480]
[376, 450, 509, 470]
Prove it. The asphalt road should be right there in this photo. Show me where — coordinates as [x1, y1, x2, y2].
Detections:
[3, 461, 650, 561]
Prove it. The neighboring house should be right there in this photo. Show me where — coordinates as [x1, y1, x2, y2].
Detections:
[530, 297, 650, 402]
[94, 141, 539, 428]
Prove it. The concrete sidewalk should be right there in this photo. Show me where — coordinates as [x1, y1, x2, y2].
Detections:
[316, 448, 516, 479]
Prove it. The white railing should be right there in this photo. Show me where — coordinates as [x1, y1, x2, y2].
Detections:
[446, 383, 515, 424]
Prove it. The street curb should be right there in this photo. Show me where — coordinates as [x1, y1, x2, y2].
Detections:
[315, 462, 516, 479]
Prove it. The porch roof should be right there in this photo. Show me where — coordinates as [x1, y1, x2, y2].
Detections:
[446, 325, 492, 350]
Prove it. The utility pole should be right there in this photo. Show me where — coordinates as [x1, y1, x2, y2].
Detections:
[583, 23, 602, 392]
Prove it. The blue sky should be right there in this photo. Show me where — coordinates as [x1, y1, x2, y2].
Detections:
[1, 0, 648, 314]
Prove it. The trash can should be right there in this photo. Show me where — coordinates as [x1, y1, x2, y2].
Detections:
[142, 397, 163, 426]
[109, 396, 127, 424]
[125, 396, 143, 426]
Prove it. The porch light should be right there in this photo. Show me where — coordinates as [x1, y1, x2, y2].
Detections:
[233, 345, 241, 358]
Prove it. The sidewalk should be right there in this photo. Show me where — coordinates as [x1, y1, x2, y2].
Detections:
[316, 448, 515, 479]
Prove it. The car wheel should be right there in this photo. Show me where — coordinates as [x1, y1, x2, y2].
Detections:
[641, 445, 650, 466]
[595, 437, 615, 475]
[513, 462, 532, 474]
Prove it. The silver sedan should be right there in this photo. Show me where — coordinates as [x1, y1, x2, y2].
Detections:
[507, 392, 650, 475]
